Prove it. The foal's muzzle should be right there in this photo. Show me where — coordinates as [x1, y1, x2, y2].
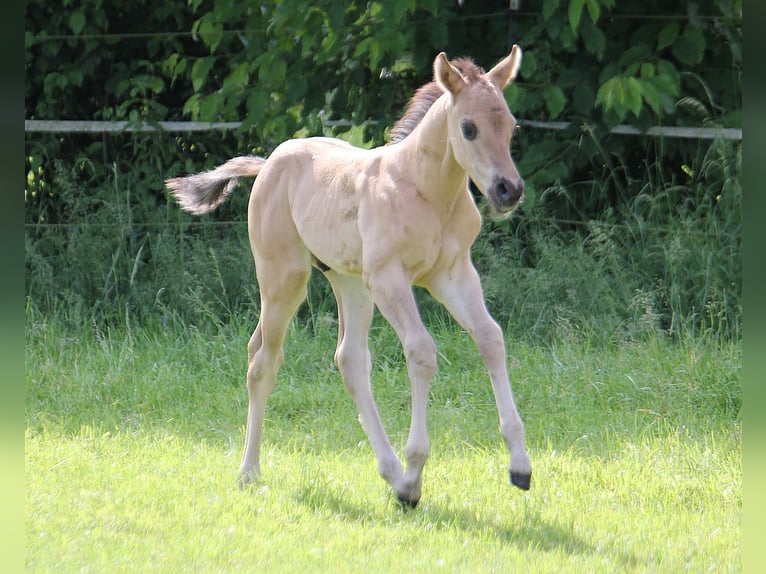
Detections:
[488, 176, 524, 213]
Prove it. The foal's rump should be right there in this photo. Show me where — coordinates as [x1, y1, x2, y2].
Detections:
[256, 137, 373, 276]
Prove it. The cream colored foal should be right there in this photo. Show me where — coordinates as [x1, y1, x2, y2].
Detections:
[166, 46, 531, 507]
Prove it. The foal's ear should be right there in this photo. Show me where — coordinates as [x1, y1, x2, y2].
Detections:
[434, 52, 466, 96]
[488, 44, 523, 89]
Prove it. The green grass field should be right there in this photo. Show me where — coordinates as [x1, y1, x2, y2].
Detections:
[25, 314, 741, 572]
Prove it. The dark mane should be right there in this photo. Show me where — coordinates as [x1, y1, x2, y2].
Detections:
[388, 58, 485, 144]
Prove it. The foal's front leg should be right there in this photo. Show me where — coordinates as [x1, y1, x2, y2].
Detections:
[428, 255, 532, 490]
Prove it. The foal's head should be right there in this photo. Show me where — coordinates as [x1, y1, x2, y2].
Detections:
[434, 46, 524, 216]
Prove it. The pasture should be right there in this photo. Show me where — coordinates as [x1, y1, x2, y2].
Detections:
[25, 4, 742, 571]
[26, 312, 740, 572]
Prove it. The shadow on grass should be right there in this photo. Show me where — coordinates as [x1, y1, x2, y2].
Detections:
[293, 479, 641, 569]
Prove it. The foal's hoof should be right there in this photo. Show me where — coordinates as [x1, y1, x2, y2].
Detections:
[237, 471, 259, 490]
[396, 495, 420, 510]
[510, 470, 531, 491]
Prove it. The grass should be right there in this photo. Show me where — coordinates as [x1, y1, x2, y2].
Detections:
[25, 312, 741, 572]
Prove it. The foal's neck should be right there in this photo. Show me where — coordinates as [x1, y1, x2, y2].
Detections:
[394, 95, 467, 212]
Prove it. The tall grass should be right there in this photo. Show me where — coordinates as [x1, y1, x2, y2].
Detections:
[24, 133, 741, 345]
[469, 132, 741, 345]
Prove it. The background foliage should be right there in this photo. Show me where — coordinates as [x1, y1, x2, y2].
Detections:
[25, 0, 742, 343]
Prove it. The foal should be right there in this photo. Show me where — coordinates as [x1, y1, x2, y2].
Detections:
[166, 46, 532, 506]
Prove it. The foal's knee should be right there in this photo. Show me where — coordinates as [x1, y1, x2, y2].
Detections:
[334, 341, 370, 396]
[333, 342, 354, 374]
[404, 332, 437, 380]
[247, 327, 263, 359]
[475, 319, 506, 363]
[246, 348, 283, 393]
[334, 338, 363, 368]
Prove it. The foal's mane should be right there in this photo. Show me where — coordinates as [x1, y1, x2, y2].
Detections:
[388, 57, 485, 144]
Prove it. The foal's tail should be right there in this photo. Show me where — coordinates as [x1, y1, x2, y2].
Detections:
[165, 155, 266, 215]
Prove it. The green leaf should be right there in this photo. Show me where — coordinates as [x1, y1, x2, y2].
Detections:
[198, 93, 221, 121]
[368, 38, 382, 70]
[224, 63, 249, 92]
[521, 51, 538, 77]
[595, 77, 626, 122]
[69, 10, 86, 35]
[619, 45, 652, 68]
[191, 57, 215, 92]
[543, 85, 566, 118]
[319, 33, 340, 62]
[644, 75, 677, 113]
[353, 37, 373, 60]
[43, 72, 63, 94]
[369, 1, 384, 19]
[568, 0, 585, 33]
[584, 0, 600, 22]
[67, 69, 84, 88]
[147, 76, 165, 94]
[390, 0, 416, 21]
[182, 93, 201, 118]
[671, 25, 706, 66]
[624, 77, 643, 117]
[560, 26, 575, 50]
[504, 83, 525, 111]
[657, 22, 680, 51]
[197, 15, 224, 53]
[656, 60, 681, 95]
[624, 62, 641, 77]
[246, 90, 270, 123]
[261, 58, 287, 86]
[638, 78, 662, 115]
[543, 0, 560, 21]
[580, 17, 605, 59]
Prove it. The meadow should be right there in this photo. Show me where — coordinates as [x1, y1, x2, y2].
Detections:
[25, 123, 741, 571]
[25, 308, 740, 572]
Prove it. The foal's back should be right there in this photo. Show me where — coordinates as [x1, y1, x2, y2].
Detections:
[249, 136, 397, 277]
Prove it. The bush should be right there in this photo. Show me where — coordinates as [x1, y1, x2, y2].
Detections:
[25, 133, 741, 345]
[25, 0, 741, 344]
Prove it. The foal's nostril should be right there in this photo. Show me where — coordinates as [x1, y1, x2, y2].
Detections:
[496, 178, 523, 205]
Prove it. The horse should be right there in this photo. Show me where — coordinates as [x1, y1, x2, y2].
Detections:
[165, 46, 532, 507]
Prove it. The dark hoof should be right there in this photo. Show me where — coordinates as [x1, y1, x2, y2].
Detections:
[397, 495, 420, 510]
[510, 471, 531, 491]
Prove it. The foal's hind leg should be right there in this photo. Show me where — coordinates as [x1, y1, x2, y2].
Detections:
[326, 272, 405, 493]
[238, 257, 311, 487]
[366, 265, 438, 506]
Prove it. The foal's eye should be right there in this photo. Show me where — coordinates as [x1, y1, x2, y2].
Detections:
[461, 120, 477, 141]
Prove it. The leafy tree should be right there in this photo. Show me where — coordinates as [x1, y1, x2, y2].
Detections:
[25, 0, 741, 337]
[26, 0, 741, 210]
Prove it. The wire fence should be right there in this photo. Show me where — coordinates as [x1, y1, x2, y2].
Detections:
[26, 8, 739, 45]
[24, 119, 743, 141]
[22, 207, 734, 239]
[24, 123, 741, 236]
